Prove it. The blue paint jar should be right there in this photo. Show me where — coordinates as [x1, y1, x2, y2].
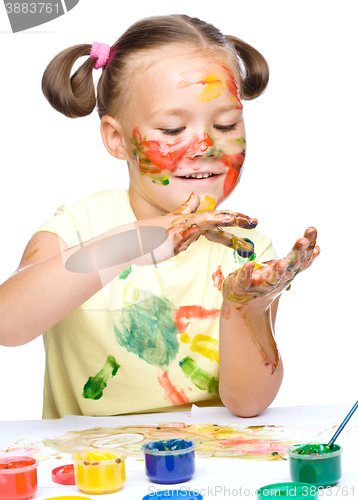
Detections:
[141, 439, 196, 484]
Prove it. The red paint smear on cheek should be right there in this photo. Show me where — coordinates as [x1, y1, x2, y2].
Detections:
[133, 128, 213, 175]
[212, 265, 225, 291]
[221, 151, 245, 199]
[176, 305, 221, 334]
[157, 368, 190, 405]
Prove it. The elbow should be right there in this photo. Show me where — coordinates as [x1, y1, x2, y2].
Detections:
[222, 398, 270, 418]
[0, 332, 26, 347]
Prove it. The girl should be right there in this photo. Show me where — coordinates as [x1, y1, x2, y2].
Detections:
[0, 14, 319, 419]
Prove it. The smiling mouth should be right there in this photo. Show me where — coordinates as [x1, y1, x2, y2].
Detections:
[177, 173, 218, 179]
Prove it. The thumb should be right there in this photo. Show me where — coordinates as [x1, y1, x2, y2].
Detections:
[169, 192, 200, 215]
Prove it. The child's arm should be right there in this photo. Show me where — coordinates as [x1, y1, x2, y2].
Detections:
[0, 193, 257, 347]
[217, 228, 320, 417]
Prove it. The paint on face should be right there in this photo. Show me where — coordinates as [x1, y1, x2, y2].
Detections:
[118, 266, 132, 280]
[131, 127, 213, 183]
[212, 265, 225, 291]
[179, 356, 219, 394]
[177, 63, 243, 108]
[131, 126, 245, 204]
[82, 356, 120, 400]
[176, 305, 221, 334]
[113, 294, 179, 368]
[157, 368, 191, 405]
[214, 137, 246, 202]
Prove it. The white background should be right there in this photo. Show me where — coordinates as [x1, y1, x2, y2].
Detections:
[0, 0, 357, 421]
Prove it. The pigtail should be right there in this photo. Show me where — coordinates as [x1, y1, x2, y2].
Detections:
[225, 35, 269, 100]
[42, 44, 97, 118]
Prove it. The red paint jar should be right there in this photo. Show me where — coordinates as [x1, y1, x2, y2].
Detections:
[0, 456, 38, 500]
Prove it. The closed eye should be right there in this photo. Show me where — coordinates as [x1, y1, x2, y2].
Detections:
[158, 127, 186, 136]
[214, 123, 238, 133]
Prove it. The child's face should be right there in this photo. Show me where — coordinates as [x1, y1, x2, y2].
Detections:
[121, 52, 246, 218]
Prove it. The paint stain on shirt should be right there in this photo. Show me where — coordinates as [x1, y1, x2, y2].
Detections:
[113, 294, 179, 368]
[157, 368, 190, 405]
[83, 355, 120, 400]
[212, 265, 225, 291]
[189, 334, 219, 363]
[179, 356, 219, 395]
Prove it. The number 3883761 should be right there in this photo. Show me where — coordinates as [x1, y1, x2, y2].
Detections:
[5, 3, 60, 14]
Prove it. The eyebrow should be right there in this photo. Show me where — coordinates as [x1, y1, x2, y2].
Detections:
[148, 104, 240, 121]
[148, 108, 190, 120]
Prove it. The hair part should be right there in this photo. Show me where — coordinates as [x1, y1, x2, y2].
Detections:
[42, 14, 269, 120]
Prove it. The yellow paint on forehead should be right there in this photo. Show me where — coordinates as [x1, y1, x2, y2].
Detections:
[178, 70, 226, 102]
[177, 64, 242, 107]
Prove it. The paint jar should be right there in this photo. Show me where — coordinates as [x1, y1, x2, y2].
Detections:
[141, 439, 196, 484]
[288, 444, 343, 487]
[257, 482, 318, 498]
[71, 449, 126, 494]
[0, 456, 38, 500]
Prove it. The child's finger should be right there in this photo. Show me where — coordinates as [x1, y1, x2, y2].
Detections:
[261, 259, 288, 287]
[174, 229, 202, 255]
[234, 261, 255, 291]
[303, 227, 317, 263]
[286, 237, 309, 272]
[192, 210, 257, 230]
[301, 245, 321, 271]
[203, 228, 255, 256]
[170, 192, 200, 215]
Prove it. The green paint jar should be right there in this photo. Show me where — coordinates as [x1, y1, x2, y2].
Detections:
[288, 444, 342, 487]
[257, 482, 318, 498]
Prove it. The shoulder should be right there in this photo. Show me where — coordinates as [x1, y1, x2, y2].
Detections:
[32, 189, 131, 247]
[57, 189, 128, 214]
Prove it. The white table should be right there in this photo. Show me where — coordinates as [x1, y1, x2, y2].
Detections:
[1, 404, 357, 499]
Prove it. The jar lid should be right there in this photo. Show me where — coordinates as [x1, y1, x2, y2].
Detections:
[51, 464, 75, 485]
[257, 482, 318, 498]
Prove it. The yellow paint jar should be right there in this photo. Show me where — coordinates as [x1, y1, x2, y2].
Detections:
[71, 449, 126, 494]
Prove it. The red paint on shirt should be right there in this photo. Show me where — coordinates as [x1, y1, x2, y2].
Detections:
[176, 305, 221, 334]
[212, 265, 225, 291]
[157, 369, 190, 405]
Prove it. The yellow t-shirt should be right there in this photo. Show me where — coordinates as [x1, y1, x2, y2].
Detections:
[34, 190, 278, 419]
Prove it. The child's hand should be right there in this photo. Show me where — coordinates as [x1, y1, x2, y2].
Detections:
[136, 192, 258, 264]
[221, 227, 320, 313]
[166, 192, 257, 255]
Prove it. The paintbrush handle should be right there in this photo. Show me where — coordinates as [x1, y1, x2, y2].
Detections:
[328, 400, 358, 448]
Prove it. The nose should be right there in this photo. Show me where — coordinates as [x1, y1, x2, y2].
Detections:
[185, 132, 216, 159]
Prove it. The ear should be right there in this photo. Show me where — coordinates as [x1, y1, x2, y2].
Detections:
[101, 115, 129, 161]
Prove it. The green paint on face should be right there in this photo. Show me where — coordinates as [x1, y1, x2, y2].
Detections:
[82, 355, 120, 400]
[118, 266, 132, 280]
[113, 294, 179, 368]
[179, 356, 219, 394]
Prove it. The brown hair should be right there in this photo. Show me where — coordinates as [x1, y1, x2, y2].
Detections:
[42, 14, 269, 120]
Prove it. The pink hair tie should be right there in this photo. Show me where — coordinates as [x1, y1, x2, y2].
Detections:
[90, 42, 111, 70]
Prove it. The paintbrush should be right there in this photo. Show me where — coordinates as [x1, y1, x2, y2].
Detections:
[328, 399, 358, 449]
